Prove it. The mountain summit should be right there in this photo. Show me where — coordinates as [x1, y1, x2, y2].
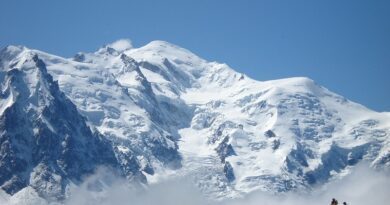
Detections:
[0, 40, 389, 202]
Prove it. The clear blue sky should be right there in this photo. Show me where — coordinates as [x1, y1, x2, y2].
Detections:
[1, 0, 389, 111]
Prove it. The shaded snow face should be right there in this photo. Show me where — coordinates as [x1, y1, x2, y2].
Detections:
[0, 54, 123, 200]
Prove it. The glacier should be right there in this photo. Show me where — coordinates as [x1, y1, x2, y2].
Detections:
[0, 39, 389, 203]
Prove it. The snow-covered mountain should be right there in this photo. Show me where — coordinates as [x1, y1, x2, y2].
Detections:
[0, 39, 389, 202]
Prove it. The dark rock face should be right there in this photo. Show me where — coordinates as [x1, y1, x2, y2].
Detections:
[272, 139, 281, 150]
[264, 130, 276, 138]
[0, 55, 141, 200]
[216, 136, 236, 163]
[215, 136, 237, 182]
[223, 162, 235, 182]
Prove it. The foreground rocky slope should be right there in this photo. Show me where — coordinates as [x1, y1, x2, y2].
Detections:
[0, 40, 389, 201]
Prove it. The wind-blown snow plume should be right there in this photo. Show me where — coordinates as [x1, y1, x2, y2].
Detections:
[107, 39, 133, 51]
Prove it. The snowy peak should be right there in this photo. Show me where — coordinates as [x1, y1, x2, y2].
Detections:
[130, 40, 198, 61]
[0, 40, 389, 202]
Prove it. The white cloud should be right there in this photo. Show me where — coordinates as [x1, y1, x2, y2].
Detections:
[108, 39, 133, 52]
[2, 163, 389, 205]
[222, 164, 390, 205]
[64, 167, 207, 205]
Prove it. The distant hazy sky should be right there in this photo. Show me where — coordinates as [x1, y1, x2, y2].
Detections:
[1, 0, 389, 111]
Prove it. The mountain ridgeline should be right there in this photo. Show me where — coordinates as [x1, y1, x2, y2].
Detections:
[0, 40, 389, 201]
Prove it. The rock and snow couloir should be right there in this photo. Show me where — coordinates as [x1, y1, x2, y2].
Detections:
[0, 39, 389, 201]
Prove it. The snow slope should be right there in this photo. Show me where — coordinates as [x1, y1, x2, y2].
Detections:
[0, 39, 389, 202]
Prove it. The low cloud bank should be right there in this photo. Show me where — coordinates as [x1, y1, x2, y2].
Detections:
[2, 163, 389, 205]
[65, 168, 207, 205]
[223, 164, 390, 205]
